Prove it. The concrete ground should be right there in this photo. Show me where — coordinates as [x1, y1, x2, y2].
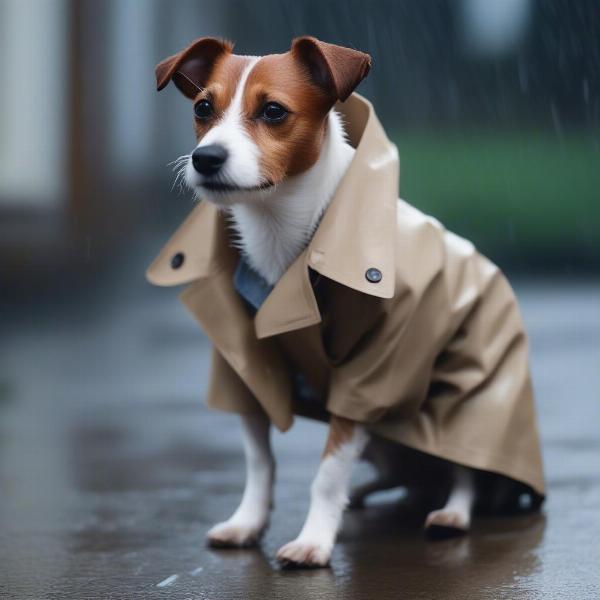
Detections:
[1, 239, 599, 599]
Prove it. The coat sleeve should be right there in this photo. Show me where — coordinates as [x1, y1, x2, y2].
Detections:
[205, 348, 265, 415]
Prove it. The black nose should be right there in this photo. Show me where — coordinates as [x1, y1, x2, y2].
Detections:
[191, 144, 228, 176]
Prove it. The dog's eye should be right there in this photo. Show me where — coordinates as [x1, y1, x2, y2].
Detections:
[260, 102, 288, 123]
[194, 99, 213, 120]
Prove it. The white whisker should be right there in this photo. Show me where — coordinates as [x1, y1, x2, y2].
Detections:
[168, 154, 192, 194]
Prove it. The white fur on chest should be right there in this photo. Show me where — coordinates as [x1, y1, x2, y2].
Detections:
[228, 111, 355, 286]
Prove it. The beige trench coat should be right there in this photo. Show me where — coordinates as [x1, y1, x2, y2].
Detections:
[147, 94, 545, 497]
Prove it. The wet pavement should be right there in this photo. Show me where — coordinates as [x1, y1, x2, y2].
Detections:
[1, 239, 599, 599]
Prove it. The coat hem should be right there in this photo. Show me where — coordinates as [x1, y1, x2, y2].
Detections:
[369, 426, 545, 497]
[205, 399, 294, 433]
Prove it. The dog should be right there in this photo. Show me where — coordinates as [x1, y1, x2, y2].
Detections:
[148, 36, 545, 568]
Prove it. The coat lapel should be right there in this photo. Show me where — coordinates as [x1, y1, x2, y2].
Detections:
[308, 95, 398, 299]
[254, 249, 322, 339]
[147, 201, 297, 429]
[177, 261, 295, 432]
[146, 200, 227, 286]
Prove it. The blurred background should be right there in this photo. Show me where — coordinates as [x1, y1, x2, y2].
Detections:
[1, 0, 599, 279]
[1, 2, 599, 598]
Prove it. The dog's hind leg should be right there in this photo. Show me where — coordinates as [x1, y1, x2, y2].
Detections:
[276, 415, 368, 568]
[348, 477, 399, 508]
[349, 436, 402, 508]
[207, 411, 274, 547]
[424, 464, 474, 539]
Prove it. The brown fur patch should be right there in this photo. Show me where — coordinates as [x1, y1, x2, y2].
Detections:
[242, 54, 333, 181]
[323, 415, 356, 458]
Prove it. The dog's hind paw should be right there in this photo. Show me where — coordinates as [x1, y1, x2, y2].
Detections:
[206, 520, 266, 548]
[276, 539, 332, 568]
[424, 509, 470, 540]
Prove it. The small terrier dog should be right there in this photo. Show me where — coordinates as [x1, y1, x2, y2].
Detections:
[152, 36, 544, 568]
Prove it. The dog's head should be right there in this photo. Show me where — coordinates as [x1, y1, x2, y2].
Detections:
[156, 37, 371, 206]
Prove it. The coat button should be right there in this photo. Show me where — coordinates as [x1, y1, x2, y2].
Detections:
[171, 252, 185, 269]
[365, 268, 382, 283]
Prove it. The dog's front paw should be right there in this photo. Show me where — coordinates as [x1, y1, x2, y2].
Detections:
[424, 509, 470, 540]
[276, 538, 332, 568]
[206, 520, 266, 548]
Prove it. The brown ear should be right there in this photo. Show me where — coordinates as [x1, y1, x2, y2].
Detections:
[155, 37, 233, 99]
[291, 37, 371, 102]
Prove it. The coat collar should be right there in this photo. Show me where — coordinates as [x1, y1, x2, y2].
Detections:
[147, 93, 399, 338]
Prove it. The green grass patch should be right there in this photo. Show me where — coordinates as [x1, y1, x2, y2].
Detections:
[394, 132, 600, 269]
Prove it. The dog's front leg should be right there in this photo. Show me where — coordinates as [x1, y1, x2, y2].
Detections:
[276, 415, 368, 568]
[207, 412, 274, 547]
